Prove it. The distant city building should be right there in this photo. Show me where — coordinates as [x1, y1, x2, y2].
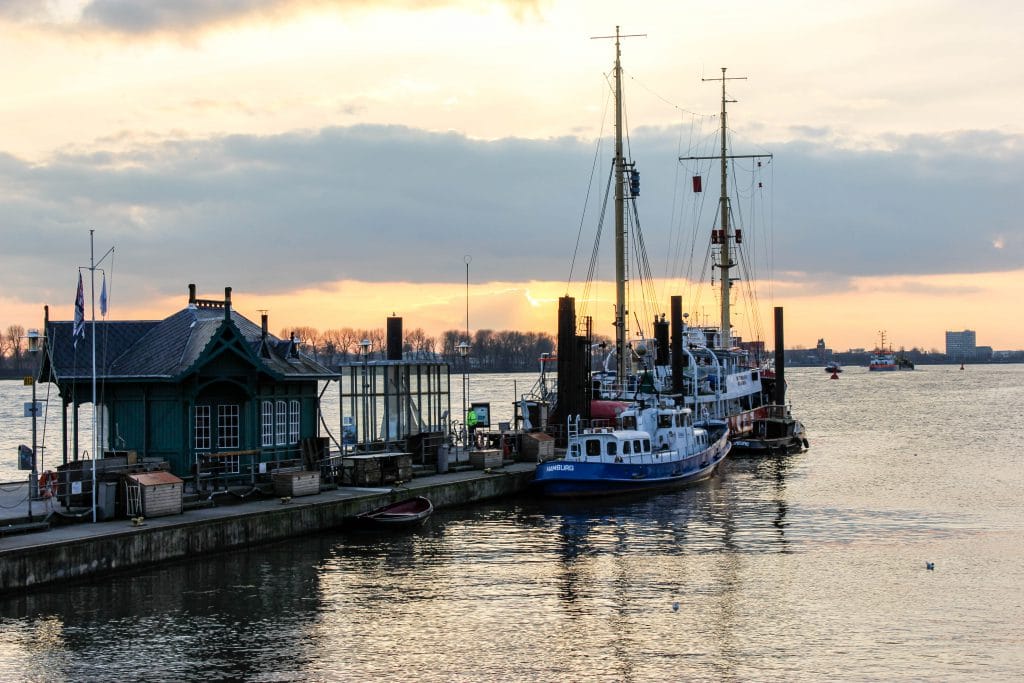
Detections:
[945, 330, 977, 358]
[815, 338, 832, 361]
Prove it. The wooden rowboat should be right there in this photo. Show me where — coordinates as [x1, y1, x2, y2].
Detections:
[345, 496, 433, 531]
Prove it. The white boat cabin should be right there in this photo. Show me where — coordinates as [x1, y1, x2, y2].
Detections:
[567, 405, 710, 464]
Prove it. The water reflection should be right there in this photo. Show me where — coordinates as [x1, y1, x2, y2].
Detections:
[2, 543, 332, 681]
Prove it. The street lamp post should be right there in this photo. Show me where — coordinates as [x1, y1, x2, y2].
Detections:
[25, 328, 44, 520]
[457, 341, 470, 446]
[359, 338, 372, 447]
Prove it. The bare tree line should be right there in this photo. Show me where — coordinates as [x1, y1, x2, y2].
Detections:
[281, 326, 555, 372]
[0, 324, 30, 374]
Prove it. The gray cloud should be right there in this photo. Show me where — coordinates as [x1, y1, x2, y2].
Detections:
[0, 0, 541, 35]
[80, 0, 310, 34]
[1, 124, 1021, 313]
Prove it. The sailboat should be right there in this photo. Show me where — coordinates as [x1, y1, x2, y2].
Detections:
[532, 28, 731, 497]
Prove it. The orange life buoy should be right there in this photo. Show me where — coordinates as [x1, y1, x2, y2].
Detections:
[38, 470, 57, 499]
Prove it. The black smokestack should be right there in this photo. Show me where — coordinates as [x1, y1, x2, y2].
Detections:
[654, 315, 669, 366]
[387, 315, 403, 361]
[774, 306, 786, 406]
[671, 296, 684, 396]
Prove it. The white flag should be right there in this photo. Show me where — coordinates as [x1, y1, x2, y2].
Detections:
[100, 273, 108, 317]
[73, 272, 85, 346]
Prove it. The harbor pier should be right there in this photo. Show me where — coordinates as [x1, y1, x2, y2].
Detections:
[0, 462, 536, 595]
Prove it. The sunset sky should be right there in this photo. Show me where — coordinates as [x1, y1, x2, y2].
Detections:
[1, 0, 1021, 352]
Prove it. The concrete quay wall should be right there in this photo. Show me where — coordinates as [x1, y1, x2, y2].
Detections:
[1, 466, 535, 595]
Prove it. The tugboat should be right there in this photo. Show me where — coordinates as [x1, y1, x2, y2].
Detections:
[730, 404, 809, 456]
[731, 308, 809, 456]
[869, 331, 898, 371]
[533, 401, 730, 497]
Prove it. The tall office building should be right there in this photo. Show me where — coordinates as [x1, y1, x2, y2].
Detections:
[945, 330, 977, 358]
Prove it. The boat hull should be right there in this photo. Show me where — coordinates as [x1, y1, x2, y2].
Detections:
[344, 496, 433, 531]
[727, 407, 768, 439]
[731, 435, 807, 456]
[532, 433, 730, 498]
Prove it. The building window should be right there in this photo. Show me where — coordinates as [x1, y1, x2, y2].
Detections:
[289, 400, 300, 443]
[261, 401, 274, 447]
[218, 404, 240, 449]
[195, 405, 211, 451]
[275, 400, 288, 446]
[218, 404, 240, 473]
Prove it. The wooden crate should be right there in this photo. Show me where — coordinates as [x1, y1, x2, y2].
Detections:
[342, 453, 413, 486]
[128, 472, 184, 517]
[273, 471, 320, 497]
[469, 449, 502, 469]
[520, 432, 555, 462]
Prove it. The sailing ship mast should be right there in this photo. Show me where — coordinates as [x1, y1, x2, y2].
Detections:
[593, 26, 644, 381]
[682, 68, 771, 349]
[613, 29, 627, 382]
[712, 68, 739, 346]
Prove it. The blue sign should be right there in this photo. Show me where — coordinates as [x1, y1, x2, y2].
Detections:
[18, 445, 33, 470]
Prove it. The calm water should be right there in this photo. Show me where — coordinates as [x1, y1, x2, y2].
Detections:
[2, 367, 1023, 681]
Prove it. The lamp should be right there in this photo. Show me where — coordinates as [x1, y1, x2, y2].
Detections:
[359, 339, 371, 445]
[24, 328, 44, 519]
[457, 341, 470, 447]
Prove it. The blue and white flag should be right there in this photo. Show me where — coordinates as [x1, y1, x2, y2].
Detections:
[100, 273, 108, 317]
[73, 272, 85, 346]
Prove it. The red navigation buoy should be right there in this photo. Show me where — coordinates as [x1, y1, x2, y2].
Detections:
[830, 371, 839, 380]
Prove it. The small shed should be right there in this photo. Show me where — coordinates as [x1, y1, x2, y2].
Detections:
[126, 471, 184, 518]
[520, 432, 556, 462]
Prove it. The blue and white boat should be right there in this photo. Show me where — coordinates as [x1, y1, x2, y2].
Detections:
[532, 401, 731, 497]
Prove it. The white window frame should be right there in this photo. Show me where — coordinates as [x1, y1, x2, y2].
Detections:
[261, 400, 274, 447]
[217, 404, 240, 473]
[275, 400, 288, 446]
[194, 405, 211, 451]
[289, 399, 300, 444]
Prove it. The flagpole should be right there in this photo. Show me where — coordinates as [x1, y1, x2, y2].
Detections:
[90, 230, 97, 523]
[85, 230, 114, 523]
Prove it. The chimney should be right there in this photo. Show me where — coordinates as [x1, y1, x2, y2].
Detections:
[188, 283, 196, 306]
[224, 286, 232, 320]
[261, 313, 268, 341]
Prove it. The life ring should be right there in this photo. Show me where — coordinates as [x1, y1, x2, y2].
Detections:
[38, 470, 58, 499]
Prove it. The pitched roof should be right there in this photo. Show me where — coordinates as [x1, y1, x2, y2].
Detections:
[44, 305, 337, 382]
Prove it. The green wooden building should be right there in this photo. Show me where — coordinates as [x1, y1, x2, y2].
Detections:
[40, 285, 338, 483]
